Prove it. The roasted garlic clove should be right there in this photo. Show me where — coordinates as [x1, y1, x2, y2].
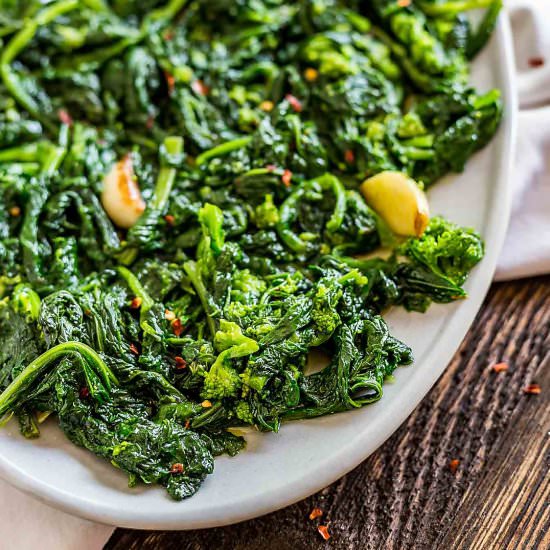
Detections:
[101, 155, 145, 229]
[360, 171, 429, 237]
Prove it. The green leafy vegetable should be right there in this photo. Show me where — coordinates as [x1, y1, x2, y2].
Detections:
[0, 0, 499, 500]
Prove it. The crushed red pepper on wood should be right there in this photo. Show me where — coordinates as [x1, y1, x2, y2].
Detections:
[491, 362, 509, 373]
[309, 507, 323, 520]
[449, 459, 460, 473]
[523, 384, 541, 395]
[318, 525, 331, 541]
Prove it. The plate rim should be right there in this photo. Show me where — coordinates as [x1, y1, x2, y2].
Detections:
[0, 15, 518, 530]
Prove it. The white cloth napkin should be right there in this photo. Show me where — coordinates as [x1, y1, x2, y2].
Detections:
[0, 3, 547, 549]
[495, 0, 550, 280]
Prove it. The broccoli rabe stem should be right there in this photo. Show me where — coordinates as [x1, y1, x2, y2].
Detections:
[150, 136, 184, 210]
[417, 0, 495, 16]
[183, 260, 217, 338]
[195, 136, 253, 167]
[116, 266, 158, 338]
[0, 342, 117, 417]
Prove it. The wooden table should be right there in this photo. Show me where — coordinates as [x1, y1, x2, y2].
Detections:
[106, 276, 550, 550]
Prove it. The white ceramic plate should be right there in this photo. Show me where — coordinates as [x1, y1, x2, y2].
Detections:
[0, 16, 517, 529]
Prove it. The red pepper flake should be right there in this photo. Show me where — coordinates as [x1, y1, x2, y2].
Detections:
[174, 356, 187, 370]
[523, 383, 541, 395]
[165, 309, 176, 321]
[528, 57, 545, 68]
[163, 29, 174, 41]
[165, 71, 176, 95]
[491, 362, 509, 373]
[449, 459, 460, 474]
[129, 343, 140, 356]
[184, 420, 191, 429]
[309, 507, 323, 520]
[164, 214, 175, 226]
[9, 206, 21, 217]
[191, 80, 209, 96]
[266, 164, 277, 173]
[83, 309, 92, 316]
[201, 400, 212, 408]
[171, 318, 184, 337]
[146, 114, 155, 130]
[281, 169, 293, 187]
[129, 297, 142, 309]
[79, 387, 90, 399]
[344, 149, 355, 164]
[317, 525, 331, 541]
[170, 463, 184, 474]
[58, 109, 73, 126]
[397, 0, 412, 7]
[285, 94, 303, 113]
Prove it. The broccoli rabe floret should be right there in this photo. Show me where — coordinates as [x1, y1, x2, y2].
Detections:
[254, 195, 279, 229]
[231, 269, 266, 304]
[235, 401, 254, 424]
[399, 216, 484, 285]
[202, 320, 259, 400]
[202, 359, 242, 399]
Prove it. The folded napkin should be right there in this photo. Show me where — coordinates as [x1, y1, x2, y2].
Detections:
[495, 0, 550, 280]
[0, 3, 548, 549]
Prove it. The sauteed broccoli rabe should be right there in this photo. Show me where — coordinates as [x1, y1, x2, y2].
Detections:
[0, 0, 501, 500]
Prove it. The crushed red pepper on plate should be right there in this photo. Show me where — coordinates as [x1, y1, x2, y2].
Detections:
[171, 318, 184, 337]
[318, 525, 331, 541]
[58, 109, 73, 126]
[191, 79, 209, 96]
[523, 384, 541, 395]
[165, 71, 176, 95]
[174, 356, 187, 370]
[79, 387, 89, 399]
[170, 463, 184, 474]
[282, 169, 293, 187]
[309, 507, 323, 520]
[285, 93, 303, 113]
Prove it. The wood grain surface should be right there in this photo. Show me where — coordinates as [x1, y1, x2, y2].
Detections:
[106, 276, 550, 550]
